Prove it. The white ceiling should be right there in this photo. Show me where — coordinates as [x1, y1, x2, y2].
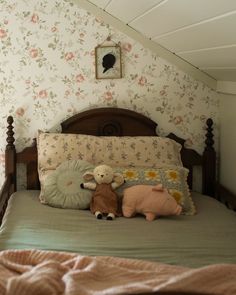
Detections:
[88, 0, 236, 82]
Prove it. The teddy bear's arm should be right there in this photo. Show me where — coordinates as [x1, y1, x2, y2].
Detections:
[111, 182, 122, 190]
[111, 173, 125, 190]
[81, 182, 97, 190]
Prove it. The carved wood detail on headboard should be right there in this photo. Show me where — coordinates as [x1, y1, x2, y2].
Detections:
[61, 108, 157, 136]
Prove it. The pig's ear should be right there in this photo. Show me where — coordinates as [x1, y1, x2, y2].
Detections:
[152, 184, 164, 192]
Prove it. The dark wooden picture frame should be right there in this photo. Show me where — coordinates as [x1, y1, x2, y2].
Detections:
[95, 45, 122, 79]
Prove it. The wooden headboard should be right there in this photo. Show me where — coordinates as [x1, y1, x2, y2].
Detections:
[4, 107, 216, 197]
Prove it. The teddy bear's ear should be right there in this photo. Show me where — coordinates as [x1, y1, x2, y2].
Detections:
[83, 171, 94, 181]
[113, 173, 124, 184]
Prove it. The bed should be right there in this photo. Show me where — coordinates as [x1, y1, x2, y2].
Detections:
[0, 107, 235, 295]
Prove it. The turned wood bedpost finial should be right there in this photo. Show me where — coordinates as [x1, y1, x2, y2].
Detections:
[6, 116, 15, 149]
[202, 118, 216, 198]
[205, 118, 214, 150]
[5, 115, 16, 193]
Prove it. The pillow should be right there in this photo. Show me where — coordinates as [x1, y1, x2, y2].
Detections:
[37, 132, 96, 185]
[40, 160, 94, 209]
[95, 136, 183, 168]
[37, 132, 182, 186]
[116, 166, 196, 215]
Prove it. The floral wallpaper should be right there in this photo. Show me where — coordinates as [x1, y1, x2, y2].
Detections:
[0, 0, 219, 188]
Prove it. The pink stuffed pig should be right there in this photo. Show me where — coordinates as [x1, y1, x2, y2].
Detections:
[122, 184, 182, 221]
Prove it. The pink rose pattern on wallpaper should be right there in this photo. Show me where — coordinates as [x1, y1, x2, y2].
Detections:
[0, 0, 219, 188]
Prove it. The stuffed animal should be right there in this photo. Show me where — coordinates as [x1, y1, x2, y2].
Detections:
[122, 184, 182, 221]
[81, 164, 124, 220]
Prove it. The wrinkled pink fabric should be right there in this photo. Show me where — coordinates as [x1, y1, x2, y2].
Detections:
[0, 249, 235, 295]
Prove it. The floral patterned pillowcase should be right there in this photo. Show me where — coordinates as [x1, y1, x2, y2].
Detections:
[37, 132, 94, 184]
[94, 136, 183, 168]
[115, 166, 196, 216]
[37, 132, 183, 188]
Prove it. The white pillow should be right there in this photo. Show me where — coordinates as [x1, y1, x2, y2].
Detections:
[37, 132, 183, 188]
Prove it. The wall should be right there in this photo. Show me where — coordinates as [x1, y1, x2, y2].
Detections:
[0, 0, 219, 188]
[219, 94, 236, 195]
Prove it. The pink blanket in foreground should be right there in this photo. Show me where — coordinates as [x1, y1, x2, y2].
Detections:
[0, 249, 235, 295]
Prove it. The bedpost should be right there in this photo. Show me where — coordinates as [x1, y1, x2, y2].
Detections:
[5, 116, 16, 194]
[202, 118, 216, 197]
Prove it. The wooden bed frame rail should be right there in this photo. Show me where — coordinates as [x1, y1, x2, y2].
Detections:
[216, 183, 236, 211]
[0, 176, 11, 222]
[1, 107, 218, 221]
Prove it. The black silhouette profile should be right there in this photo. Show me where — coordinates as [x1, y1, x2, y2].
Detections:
[102, 53, 116, 73]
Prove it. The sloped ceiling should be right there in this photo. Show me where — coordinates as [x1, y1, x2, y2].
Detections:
[88, 0, 236, 84]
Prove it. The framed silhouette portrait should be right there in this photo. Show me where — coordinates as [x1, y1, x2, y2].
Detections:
[95, 45, 122, 79]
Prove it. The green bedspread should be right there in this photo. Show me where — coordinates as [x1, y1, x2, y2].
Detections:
[0, 190, 235, 267]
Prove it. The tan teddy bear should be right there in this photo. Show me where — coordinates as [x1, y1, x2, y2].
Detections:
[81, 164, 124, 220]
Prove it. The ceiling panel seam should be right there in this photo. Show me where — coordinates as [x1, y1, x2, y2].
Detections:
[201, 67, 236, 70]
[104, 0, 112, 10]
[128, 0, 167, 25]
[153, 10, 236, 39]
[178, 44, 236, 55]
